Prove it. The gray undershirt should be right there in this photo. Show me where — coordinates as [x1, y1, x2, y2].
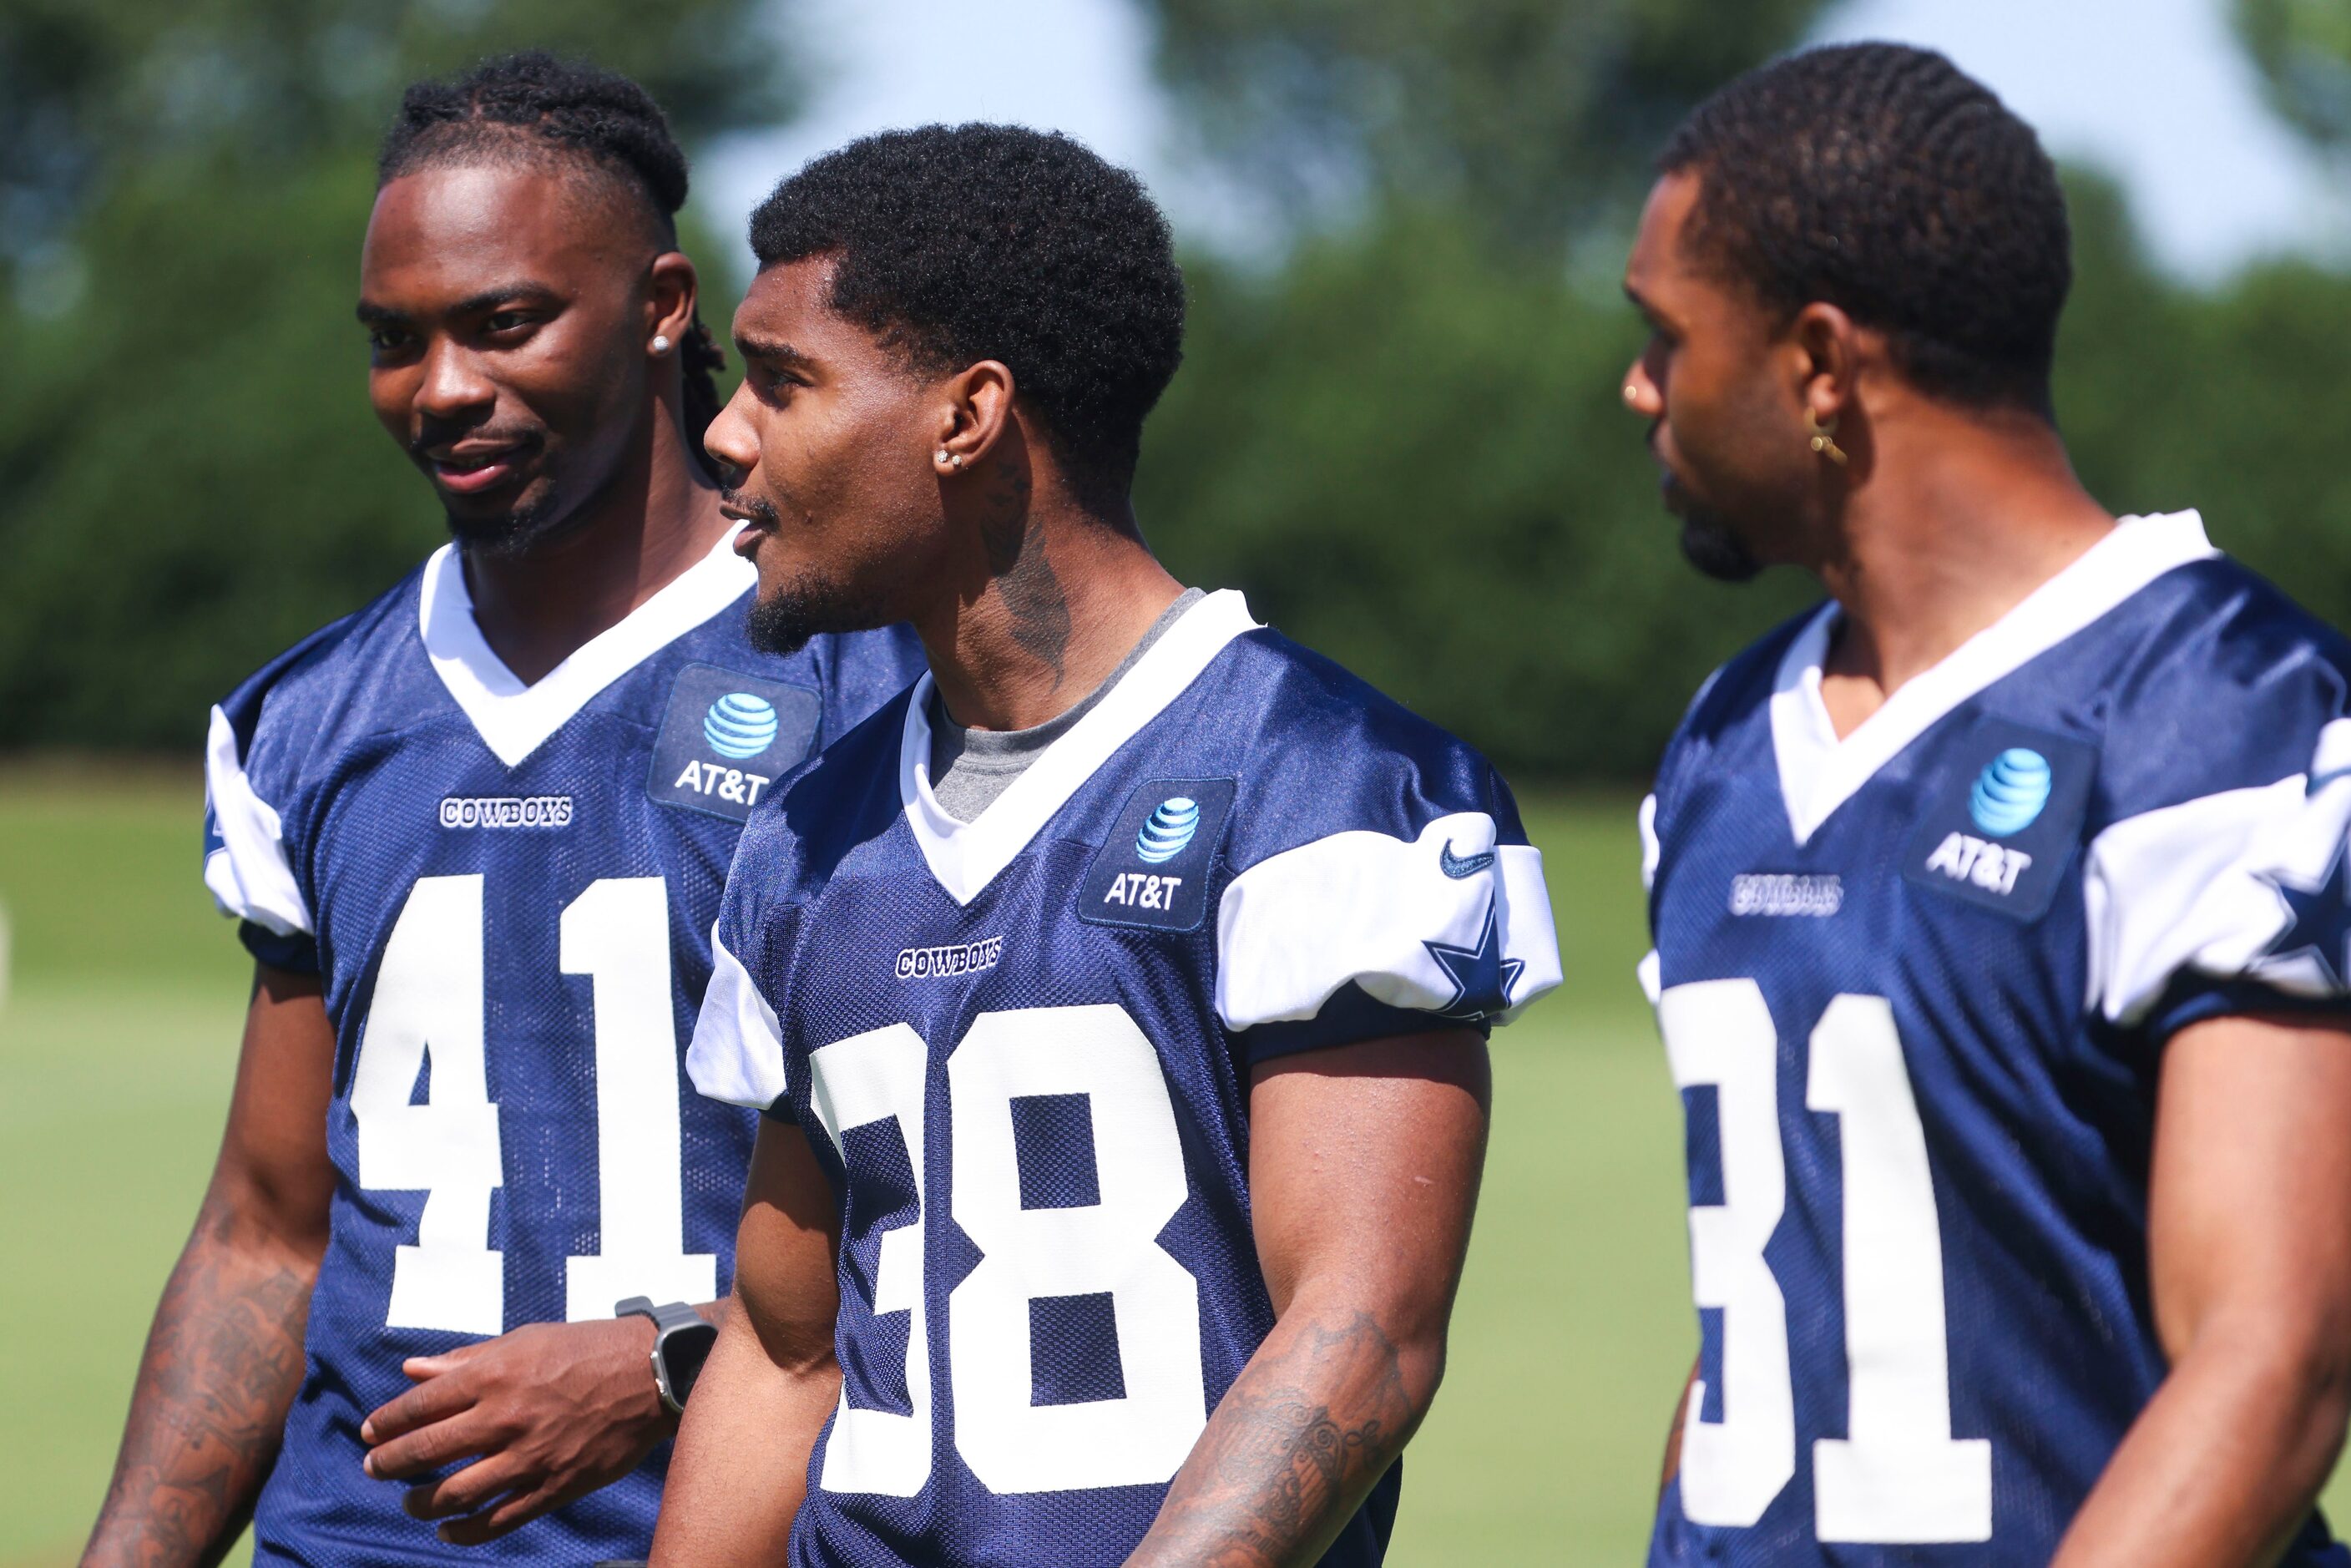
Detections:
[928, 588, 1206, 822]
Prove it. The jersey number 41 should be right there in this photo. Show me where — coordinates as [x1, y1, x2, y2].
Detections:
[351, 874, 716, 1335]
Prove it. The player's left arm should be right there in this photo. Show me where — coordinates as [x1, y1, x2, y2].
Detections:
[354, 1301, 721, 1545]
[1124, 1028, 1489, 1568]
[2052, 1012, 2351, 1568]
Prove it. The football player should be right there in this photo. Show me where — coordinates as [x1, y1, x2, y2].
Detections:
[1625, 43, 2351, 1567]
[82, 54, 922, 1566]
[648, 124, 1564, 1565]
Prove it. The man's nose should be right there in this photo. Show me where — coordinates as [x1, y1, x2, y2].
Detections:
[702, 380, 761, 476]
[415, 339, 496, 423]
[1622, 359, 1664, 421]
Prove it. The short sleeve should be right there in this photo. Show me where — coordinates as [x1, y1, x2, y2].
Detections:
[1216, 795, 1564, 1062]
[203, 702, 316, 962]
[2086, 716, 2351, 1039]
[685, 817, 791, 1114]
[686, 920, 788, 1112]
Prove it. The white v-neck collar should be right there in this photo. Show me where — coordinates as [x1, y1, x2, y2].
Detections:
[901, 589, 1261, 905]
[1771, 510, 2217, 847]
[418, 526, 754, 768]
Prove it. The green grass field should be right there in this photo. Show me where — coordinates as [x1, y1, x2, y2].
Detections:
[2, 772, 2344, 1566]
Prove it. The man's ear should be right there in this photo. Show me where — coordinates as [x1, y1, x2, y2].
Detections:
[1789, 301, 1860, 427]
[648, 251, 700, 352]
[934, 361, 1018, 473]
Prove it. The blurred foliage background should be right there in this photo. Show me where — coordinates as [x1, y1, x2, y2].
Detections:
[2, 0, 2348, 780]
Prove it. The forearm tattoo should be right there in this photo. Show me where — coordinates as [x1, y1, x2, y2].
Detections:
[83, 1192, 314, 1566]
[1134, 1312, 1422, 1568]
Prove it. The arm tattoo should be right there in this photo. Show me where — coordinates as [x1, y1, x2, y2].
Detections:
[976, 463, 1071, 689]
[1131, 1312, 1422, 1568]
[83, 1191, 316, 1566]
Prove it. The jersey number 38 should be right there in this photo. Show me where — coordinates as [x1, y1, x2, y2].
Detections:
[807, 1003, 1208, 1498]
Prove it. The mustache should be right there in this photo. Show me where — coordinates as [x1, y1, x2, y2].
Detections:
[720, 485, 783, 529]
[409, 424, 539, 461]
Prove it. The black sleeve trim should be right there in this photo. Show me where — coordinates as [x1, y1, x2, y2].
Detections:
[239, 919, 321, 975]
[1237, 981, 1489, 1066]
[2144, 974, 2351, 1048]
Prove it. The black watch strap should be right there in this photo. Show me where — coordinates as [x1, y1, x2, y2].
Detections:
[616, 1297, 718, 1416]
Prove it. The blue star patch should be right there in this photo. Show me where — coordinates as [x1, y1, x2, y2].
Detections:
[2254, 838, 2351, 989]
[1422, 897, 1525, 1022]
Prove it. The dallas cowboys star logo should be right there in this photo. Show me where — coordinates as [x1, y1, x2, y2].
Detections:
[2252, 837, 2351, 989]
[1423, 897, 1524, 1021]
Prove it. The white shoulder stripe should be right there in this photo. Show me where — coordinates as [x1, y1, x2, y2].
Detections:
[687, 927, 788, 1110]
[1216, 812, 1562, 1031]
[202, 706, 312, 938]
[2085, 717, 2351, 1025]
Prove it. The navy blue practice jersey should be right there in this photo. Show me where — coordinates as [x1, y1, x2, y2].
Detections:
[1643, 513, 2351, 1565]
[686, 589, 1563, 1567]
[200, 530, 923, 1565]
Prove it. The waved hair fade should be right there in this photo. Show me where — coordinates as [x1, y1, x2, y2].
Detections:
[1660, 42, 2072, 417]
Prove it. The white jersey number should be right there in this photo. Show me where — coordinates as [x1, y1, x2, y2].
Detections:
[351, 873, 716, 1336]
[803, 1002, 1207, 1499]
[1661, 979, 1992, 1544]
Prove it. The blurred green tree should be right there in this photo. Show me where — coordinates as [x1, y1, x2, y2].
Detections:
[1135, 0, 1837, 780]
[2237, 0, 2351, 152]
[1141, 165, 2351, 781]
[2057, 173, 2351, 630]
[8, 0, 2351, 779]
[0, 0, 784, 749]
[0, 0, 790, 273]
[1138, 6, 2351, 779]
[1138, 210, 1815, 781]
[1149, 0, 1828, 247]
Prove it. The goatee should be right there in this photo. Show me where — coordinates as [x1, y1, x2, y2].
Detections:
[1667, 484, 1763, 584]
[444, 494, 580, 559]
[746, 571, 887, 655]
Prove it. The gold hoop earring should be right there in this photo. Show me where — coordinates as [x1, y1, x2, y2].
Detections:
[1805, 408, 1848, 468]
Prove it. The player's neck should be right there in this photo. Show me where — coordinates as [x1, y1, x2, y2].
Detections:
[1813, 408, 2114, 740]
[917, 482, 1186, 735]
[462, 409, 730, 687]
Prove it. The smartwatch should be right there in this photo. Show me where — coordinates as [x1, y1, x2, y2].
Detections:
[616, 1297, 719, 1417]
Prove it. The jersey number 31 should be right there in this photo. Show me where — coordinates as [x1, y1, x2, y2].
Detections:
[1663, 979, 1993, 1544]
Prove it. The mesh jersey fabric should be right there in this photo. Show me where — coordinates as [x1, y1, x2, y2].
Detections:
[689, 589, 1562, 1567]
[199, 539, 924, 1566]
[1643, 513, 2351, 1565]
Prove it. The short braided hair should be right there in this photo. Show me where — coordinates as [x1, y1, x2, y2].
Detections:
[750, 124, 1186, 512]
[378, 51, 730, 478]
[1660, 43, 2071, 416]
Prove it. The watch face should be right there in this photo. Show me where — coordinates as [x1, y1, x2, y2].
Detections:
[663, 1322, 719, 1404]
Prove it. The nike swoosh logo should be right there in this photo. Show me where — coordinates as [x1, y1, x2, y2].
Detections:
[1439, 841, 1496, 879]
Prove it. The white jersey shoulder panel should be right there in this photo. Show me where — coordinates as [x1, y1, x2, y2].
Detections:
[2085, 717, 2351, 1026]
[1215, 811, 1561, 1031]
[202, 704, 312, 938]
[686, 926, 788, 1110]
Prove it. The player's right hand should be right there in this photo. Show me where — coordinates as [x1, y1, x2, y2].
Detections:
[358, 1316, 670, 1545]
